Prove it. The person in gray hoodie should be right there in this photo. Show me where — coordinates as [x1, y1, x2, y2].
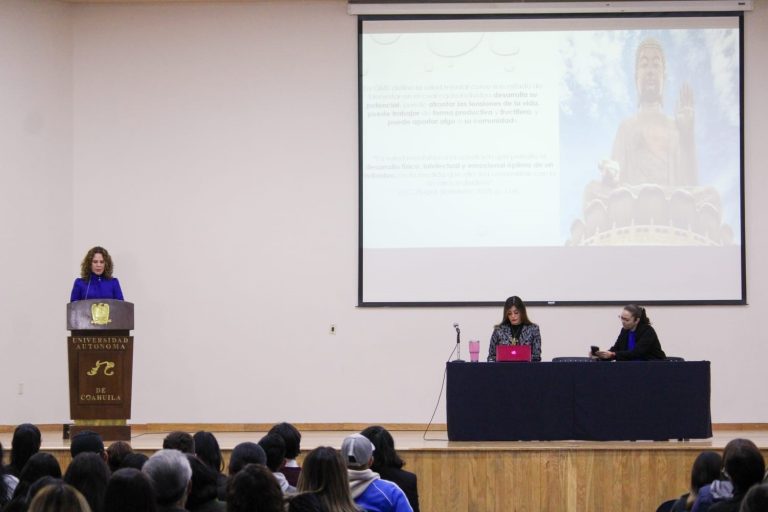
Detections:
[342, 434, 412, 512]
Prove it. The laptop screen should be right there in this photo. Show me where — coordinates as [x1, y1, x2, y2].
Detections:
[497, 345, 532, 362]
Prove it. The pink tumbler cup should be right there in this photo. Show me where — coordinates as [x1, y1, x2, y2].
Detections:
[469, 340, 480, 362]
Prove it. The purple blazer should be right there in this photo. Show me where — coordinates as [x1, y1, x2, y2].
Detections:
[70, 274, 124, 302]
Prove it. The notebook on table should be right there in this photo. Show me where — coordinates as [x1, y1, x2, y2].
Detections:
[496, 344, 532, 362]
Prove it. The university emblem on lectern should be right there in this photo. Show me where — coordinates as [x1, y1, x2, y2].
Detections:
[91, 303, 112, 325]
[87, 360, 116, 376]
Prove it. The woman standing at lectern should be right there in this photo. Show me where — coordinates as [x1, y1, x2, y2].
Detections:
[70, 246, 124, 302]
[487, 296, 542, 362]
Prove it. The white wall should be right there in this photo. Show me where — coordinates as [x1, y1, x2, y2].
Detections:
[0, 0, 73, 424]
[3, 0, 768, 426]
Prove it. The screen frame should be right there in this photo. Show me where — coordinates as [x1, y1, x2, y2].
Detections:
[357, 11, 746, 307]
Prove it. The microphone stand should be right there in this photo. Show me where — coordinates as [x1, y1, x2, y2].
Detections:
[454, 326, 465, 362]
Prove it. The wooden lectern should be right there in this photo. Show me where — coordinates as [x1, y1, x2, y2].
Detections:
[67, 299, 134, 441]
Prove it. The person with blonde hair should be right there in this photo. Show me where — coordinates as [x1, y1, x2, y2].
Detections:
[27, 482, 92, 512]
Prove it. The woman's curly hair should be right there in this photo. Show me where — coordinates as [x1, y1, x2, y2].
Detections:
[80, 246, 114, 280]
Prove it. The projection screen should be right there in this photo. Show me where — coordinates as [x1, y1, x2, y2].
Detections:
[359, 13, 744, 306]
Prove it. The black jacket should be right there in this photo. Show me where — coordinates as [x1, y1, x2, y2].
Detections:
[377, 467, 420, 512]
[609, 323, 666, 360]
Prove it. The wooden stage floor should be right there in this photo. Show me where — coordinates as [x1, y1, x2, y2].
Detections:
[3, 426, 766, 452]
[4, 428, 767, 512]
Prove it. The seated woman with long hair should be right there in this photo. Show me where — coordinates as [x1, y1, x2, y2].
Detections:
[487, 296, 542, 362]
[192, 432, 227, 506]
[186, 455, 225, 512]
[64, 453, 110, 512]
[11, 452, 62, 502]
[288, 447, 359, 512]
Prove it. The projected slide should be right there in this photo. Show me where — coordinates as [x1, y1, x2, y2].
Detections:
[360, 15, 743, 305]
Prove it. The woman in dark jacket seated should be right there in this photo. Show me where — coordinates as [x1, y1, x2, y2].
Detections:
[360, 426, 419, 512]
[596, 304, 666, 361]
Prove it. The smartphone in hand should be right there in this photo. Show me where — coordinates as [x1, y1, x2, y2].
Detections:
[590, 345, 599, 355]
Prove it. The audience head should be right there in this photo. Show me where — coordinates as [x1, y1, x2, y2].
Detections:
[13, 452, 63, 500]
[119, 452, 149, 471]
[162, 431, 195, 454]
[684, 450, 722, 509]
[10, 423, 42, 475]
[21, 452, 63, 481]
[186, 455, 220, 511]
[70, 431, 105, 459]
[64, 452, 111, 512]
[500, 296, 532, 326]
[226, 463, 283, 512]
[106, 441, 133, 473]
[340, 434, 374, 470]
[722, 438, 755, 468]
[193, 431, 224, 472]
[142, 449, 192, 508]
[104, 468, 157, 512]
[259, 433, 287, 473]
[268, 422, 302, 461]
[298, 447, 357, 512]
[690, 451, 722, 492]
[228, 442, 267, 476]
[27, 482, 91, 512]
[286, 493, 325, 512]
[27, 477, 62, 504]
[722, 438, 764, 494]
[740, 483, 768, 512]
[360, 425, 405, 471]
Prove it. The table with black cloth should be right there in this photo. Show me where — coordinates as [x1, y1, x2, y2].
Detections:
[446, 361, 712, 441]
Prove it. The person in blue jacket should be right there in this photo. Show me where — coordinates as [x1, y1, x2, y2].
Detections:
[342, 434, 413, 512]
[70, 246, 124, 302]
